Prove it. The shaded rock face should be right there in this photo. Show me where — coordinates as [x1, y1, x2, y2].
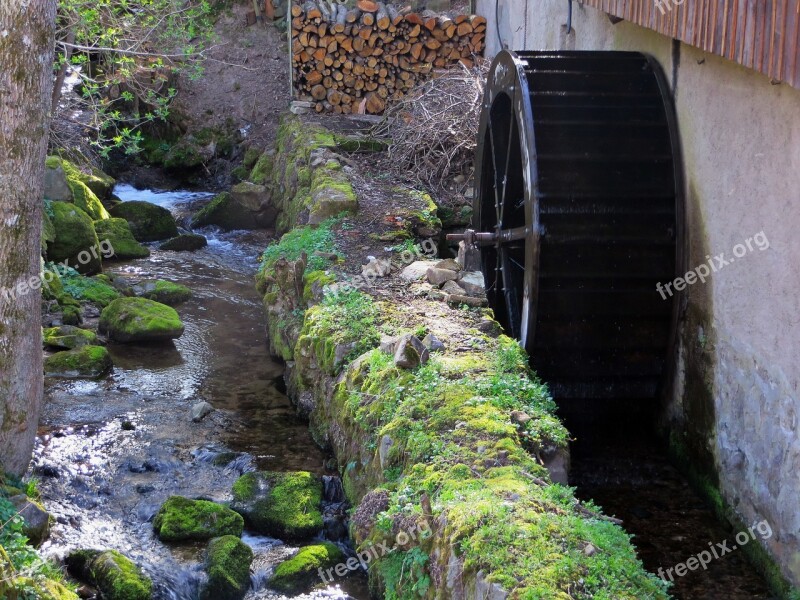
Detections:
[191, 192, 264, 231]
[9, 495, 51, 546]
[46, 202, 102, 274]
[66, 549, 152, 600]
[93, 218, 150, 259]
[268, 542, 344, 594]
[160, 233, 208, 251]
[201, 535, 253, 600]
[99, 297, 185, 343]
[43, 162, 72, 201]
[152, 496, 244, 542]
[230, 471, 323, 540]
[110, 201, 179, 242]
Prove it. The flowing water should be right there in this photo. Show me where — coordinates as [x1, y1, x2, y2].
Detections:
[32, 185, 368, 599]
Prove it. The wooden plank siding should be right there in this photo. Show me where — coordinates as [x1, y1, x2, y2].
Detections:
[580, 0, 800, 88]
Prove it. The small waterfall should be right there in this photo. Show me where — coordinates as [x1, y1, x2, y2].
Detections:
[322, 476, 345, 503]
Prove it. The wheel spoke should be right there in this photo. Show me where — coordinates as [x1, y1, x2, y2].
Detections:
[499, 115, 515, 225]
[488, 119, 503, 225]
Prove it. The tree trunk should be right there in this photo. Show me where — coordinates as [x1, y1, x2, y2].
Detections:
[0, 0, 57, 476]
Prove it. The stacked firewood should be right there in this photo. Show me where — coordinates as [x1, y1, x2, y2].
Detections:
[291, 0, 486, 114]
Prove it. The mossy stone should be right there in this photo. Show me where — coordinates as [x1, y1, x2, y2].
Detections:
[191, 192, 257, 231]
[11, 578, 78, 600]
[268, 543, 344, 594]
[99, 297, 184, 343]
[231, 471, 323, 540]
[94, 218, 150, 259]
[61, 304, 82, 325]
[131, 280, 192, 306]
[243, 147, 262, 170]
[201, 535, 253, 600]
[42, 202, 56, 251]
[163, 138, 204, 171]
[43, 325, 98, 349]
[58, 270, 121, 307]
[44, 345, 112, 379]
[66, 549, 152, 600]
[109, 201, 178, 242]
[46, 201, 102, 274]
[153, 496, 244, 542]
[248, 152, 273, 184]
[159, 233, 208, 251]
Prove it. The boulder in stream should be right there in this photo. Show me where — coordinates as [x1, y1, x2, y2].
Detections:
[93, 218, 151, 259]
[110, 200, 178, 242]
[66, 549, 152, 600]
[131, 280, 192, 306]
[230, 471, 323, 540]
[153, 496, 244, 541]
[42, 325, 98, 349]
[268, 542, 344, 594]
[99, 297, 184, 343]
[201, 535, 253, 600]
[44, 346, 112, 379]
[159, 233, 208, 251]
[46, 201, 102, 274]
[191, 192, 260, 231]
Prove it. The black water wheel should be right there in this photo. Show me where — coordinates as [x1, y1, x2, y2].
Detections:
[456, 50, 683, 401]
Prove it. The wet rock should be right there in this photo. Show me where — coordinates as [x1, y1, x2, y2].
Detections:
[93, 218, 150, 259]
[192, 401, 214, 422]
[201, 535, 254, 600]
[9, 495, 51, 546]
[422, 334, 446, 353]
[192, 192, 260, 231]
[153, 496, 244, 541]
[66, 549, 152, 600]
[42, 325, 98, 349]
[44, 346, 112, 379]
[324, 516, 348, 541]
[135, 484, 155, 494]
[99, 297, 184, 343]
[426, 267, 458, 286]
[442, 280, 466, 296]
[131, 279, 192, 306]
[230, 471, 323, 540]
[362, 257, 392, 278]
[393, 334, 429, 369]
[46, 202, 102, 274]
[268, 542, 345, 594]
[110, 200, 178, 242]
[159, 233, 208, 251]
[400, 260, 438, 282]
[458, 271, 486, 297]
[434, 258, 462, 272]
[33, 464, 60, 478]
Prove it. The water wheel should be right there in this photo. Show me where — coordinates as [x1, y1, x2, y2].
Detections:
[451, 50, 683, 400]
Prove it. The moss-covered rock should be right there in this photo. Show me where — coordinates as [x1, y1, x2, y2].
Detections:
[44, 345, 112, 379]
[231, 471, 323, 540]
[8, 577, 79, 600]
[58, 269, 122, 307]
[44, 157, 111, 220]
[159, 233, 208, 251]
[308, 169, 357, 225]
[163, 137, 205, 171]
[42, 201, 56, 252]
[9, 494, 51, 546]
[61, 305, 82, 325]
[191, 192, 258, 231]
[130, 280, 191, 306]
[66, 549, 152, 600]
[43, 325, 98, 349]
[334, 135, 390, 153]
[99, 297, 184, 343]
[201, 535, 253, 600]
[46, 202, 102, 274]
[153, 496, 244, 542]
[248, 151, 273, 184]
[268, 542, 344, 594]
[94, 218, 151, 259]
[109, 201, 178, 242]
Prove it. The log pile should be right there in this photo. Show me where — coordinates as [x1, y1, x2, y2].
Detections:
[291, 0, 486, 114]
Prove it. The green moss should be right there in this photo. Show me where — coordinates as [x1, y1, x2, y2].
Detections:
[42, 201, 56, 252]
[66, 549, 151, 600]
[308, 170, 357, 223]
[93, 218, 150, 259]
[44, 345, 112, 379]
[46, 202, 102, 274]
[243, 147, 261, 170]
[43, 325, 98, 349]
[303, 270, 335, 303]
[131, 279, 192, 306]
[268, 542, 344, 594]
[45, 156, 113, 217]
[109, 201, 178, 242]
[163, 137, 204, 170]
[191, 192, 255, 230]
[248, 152, 273, 184]
[333, 135, 390, 153]
[201, 535, 253, 600]
[153, 496, 244, 542]
[56, 267, 121, 307]
[99, 297, 184, 343]
[231, 471, 323, 539]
